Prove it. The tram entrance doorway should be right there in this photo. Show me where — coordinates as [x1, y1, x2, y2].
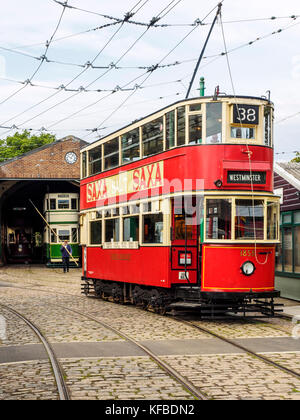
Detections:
[171, 197, 200, 286]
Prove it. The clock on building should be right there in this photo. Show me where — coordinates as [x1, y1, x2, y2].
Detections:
[65, 152, 77, 164]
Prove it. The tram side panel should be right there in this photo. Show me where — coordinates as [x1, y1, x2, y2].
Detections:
[85, 246, 171, 288]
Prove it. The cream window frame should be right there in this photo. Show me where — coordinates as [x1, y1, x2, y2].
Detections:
[204, 195, 280, 243]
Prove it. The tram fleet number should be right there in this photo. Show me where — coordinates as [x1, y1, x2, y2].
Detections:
[240, 249, 255, 257]
[233, 104, 259, 125]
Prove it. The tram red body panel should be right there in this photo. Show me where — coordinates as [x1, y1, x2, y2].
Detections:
[80, 145, 273, 210]
[86, 246, 171, 288]
[202, 244, 275, 292]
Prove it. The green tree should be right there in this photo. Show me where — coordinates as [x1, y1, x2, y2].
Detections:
[291, 152, 300, 162]
[0, 130, 56, 162]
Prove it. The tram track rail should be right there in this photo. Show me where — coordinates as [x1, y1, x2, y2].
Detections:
[1, 279, 299, 399]
[0, 303, 70, 401]
[0, 284, 207, 400]
[55, 304, 208, 400]
[169, 314, 300, 381]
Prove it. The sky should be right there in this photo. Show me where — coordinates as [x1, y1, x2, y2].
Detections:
[0, 0, 299, 161]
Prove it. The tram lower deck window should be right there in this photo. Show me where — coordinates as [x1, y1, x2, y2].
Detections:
[105, 218, 120, 242]
[90, 221, 102, 244]
[206, 199, 232, 240]
[58, 230, 70, 241]
[235, 199, 264, 239]
[123, 216, 139, 241]
[142, 213, 163, 243]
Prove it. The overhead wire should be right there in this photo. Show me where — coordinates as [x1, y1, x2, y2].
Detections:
[84, 0, 223, 139]
[1, 2, 299, 140]
[16, 0, 185, 134]
[1, 14, 298, 75]
[0, 1, 69, 108]
[0, 0, 150, 133]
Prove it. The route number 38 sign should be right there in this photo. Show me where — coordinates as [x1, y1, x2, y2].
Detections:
[233, 104, 259, 125]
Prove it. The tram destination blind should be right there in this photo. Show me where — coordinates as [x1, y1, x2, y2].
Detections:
[233, 104, 259, 125]
[227, 171, 266, 184]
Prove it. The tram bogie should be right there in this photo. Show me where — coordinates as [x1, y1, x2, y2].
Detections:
[80, 95, 281, 316]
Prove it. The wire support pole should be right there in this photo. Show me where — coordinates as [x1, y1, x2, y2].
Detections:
[185, 2, 222, 99]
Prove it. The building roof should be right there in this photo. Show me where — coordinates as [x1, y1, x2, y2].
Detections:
[0, 135, 87, 167]
[274, 162, 300, 191]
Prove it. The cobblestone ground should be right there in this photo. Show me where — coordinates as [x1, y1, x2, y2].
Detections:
[61, 357, 195, 400]
[162, 354, 300, 400]
[0, 265, 299, 400]
[0, 361, 58, 400]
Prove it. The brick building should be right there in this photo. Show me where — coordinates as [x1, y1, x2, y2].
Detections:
[274, 162, 300, 301]
[0, 135, 87, 265]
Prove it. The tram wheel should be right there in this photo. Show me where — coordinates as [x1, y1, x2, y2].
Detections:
[82, 282, 90, 296]
[111, 284, 124, 304]
[149, 289, 167, 315]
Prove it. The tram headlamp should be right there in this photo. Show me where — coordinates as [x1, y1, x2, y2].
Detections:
[241, 261, 255, 276]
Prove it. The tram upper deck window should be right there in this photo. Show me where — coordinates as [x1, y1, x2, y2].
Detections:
[82, 151, 87, 178]
[71, 198, 77, 210]
[189, 114, 202, 144]
[206, 102, 222, 144]
[104, 138, 119, 171]
[235, 199, 264, 240]
[166, 111, 175, 149]
[142, 117, 163, 157]
[264, 106, 272, 146]
[177, 106, 185, 146]
[89, 145, 102, 175]
[121, 128, 140, 164]
[189, 103, 201, 112]
[50, 199, 56, 210]
[58, 199, 69, 209]
[206, 199, 232, 240]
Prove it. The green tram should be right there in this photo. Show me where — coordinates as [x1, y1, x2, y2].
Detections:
[43, 193, 81, 267]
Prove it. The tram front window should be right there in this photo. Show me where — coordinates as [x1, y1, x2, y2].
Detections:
[206, 199, 232, 239]
[58, 230, 70, 241]
[231, 127, 255, 139]
[235, 199, 264, 239]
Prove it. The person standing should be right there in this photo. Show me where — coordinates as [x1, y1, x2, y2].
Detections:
[60, 240, 72, 273]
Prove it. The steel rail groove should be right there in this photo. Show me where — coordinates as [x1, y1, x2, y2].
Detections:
[58, 305, 208, 400]
[170, 315, 300, 380]
[0, 303, 70, 400]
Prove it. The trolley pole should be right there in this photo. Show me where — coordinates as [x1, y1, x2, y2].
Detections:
[29, 199, 79, 267]
[185, 3, 222, 99]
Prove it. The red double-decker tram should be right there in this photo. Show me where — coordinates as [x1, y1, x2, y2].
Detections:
[80, 94, 281, 316]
